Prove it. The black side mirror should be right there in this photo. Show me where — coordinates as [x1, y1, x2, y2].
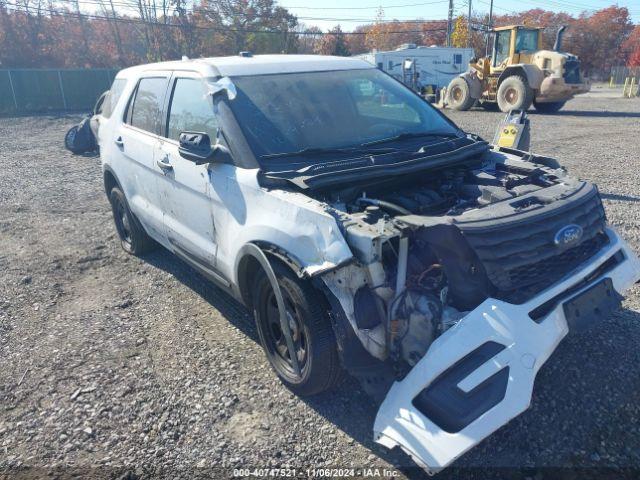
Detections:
[178, 131, 232, 165]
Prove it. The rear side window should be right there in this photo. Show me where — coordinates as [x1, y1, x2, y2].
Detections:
[126, 77, 168, 134]
[166, 78, 218, 141]
[102, 78, 126, 119]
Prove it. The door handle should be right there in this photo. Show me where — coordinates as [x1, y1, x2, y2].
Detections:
[114, 136, 124, 147]
[156, 158, 173, 172]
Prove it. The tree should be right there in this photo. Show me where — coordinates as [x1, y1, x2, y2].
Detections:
[315, 25, 350, 56]
[622, 25, 640, 64]
[346, 25, 369, 54]
[295, 24, 322, 54]
[451, 15, 468, 47]
[198, 0, 297, 55]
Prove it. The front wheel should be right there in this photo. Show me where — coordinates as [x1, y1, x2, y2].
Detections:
[497, 75, 534, 112]
[533, 100, 566, 113]
[447, 77, 475, 111]
[252, 261, 343, 396]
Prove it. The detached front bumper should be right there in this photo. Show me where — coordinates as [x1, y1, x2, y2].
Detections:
[374, 227, 640, 474]
[538, 75, 591, 102]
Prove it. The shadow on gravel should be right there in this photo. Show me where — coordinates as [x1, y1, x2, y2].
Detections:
[535, 110, 640, 118]
[142, 249, 258, 342]
[138, 248, 640, 480]
[601, 193, 640, 203]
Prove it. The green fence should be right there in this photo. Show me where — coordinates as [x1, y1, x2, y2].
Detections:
[0, 68, 119, 115]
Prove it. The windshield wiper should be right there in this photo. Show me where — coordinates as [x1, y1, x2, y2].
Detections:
[361, 131, 462, 147]
[261, 145, 398, 160]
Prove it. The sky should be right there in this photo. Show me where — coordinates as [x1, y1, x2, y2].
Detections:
[276, 0, 640, 31]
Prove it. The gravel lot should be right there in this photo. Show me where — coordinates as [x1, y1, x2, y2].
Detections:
[2, 93, 640, 480]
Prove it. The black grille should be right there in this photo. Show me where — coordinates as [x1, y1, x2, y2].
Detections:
[564, 59, 581, 84]
[461, 190, 608, 303]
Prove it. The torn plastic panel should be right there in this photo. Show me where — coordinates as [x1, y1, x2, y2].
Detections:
[373, 229, 640, 474]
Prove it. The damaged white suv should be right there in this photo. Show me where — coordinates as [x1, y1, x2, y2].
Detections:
[99, 54, 640, 473]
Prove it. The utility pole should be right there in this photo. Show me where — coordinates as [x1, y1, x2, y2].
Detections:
[467, 0, 472, 47]
[446, 0, 454, 47]
[485, 0, 493, 56]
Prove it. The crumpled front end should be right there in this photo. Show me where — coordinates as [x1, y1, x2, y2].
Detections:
[374, 228, 640, 473]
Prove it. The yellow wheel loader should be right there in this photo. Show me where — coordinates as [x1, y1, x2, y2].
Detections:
[447, 25, 590, 113]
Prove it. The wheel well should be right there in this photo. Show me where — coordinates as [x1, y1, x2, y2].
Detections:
[498, 67, 527, 87]
[236, 245, 309, 309]
[103, 169, 119, 198]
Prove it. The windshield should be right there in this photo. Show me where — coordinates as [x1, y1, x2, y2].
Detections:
[227, 69, 459, 159]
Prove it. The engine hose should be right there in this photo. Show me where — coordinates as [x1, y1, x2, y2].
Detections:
[356, 197, 412, 215]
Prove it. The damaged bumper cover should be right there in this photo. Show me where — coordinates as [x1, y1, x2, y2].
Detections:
[374, 227, 640, 473]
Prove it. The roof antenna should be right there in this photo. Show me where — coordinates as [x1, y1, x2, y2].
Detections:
[181, 55, 189, 61]
[239, 51, 252, 58]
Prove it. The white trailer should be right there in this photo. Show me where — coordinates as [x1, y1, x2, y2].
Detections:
[355, 44, 475, 92]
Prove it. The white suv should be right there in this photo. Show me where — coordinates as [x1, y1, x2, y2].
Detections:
[99, 54, 640, 473]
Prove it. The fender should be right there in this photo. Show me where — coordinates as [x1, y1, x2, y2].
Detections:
[252, 241, 306, 278]
[498, 65, 544, 89]
[459, 72, 483, 99]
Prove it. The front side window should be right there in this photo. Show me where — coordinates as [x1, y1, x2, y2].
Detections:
[494, 30, 512, 66]
[166, 78, 218, 141]
[127, 77, 168, 134]
[515, 29, 539, 53]
[228, 69, 457, 159]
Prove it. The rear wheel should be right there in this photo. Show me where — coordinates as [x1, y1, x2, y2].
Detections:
[252, 261, 342, 396]
[109, 187, 156, 255]
[497, 75, 534, 112]
[447, 77, 475, 111]
[533, 100, 566, 113]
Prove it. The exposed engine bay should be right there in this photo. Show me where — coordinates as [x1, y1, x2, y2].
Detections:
[320, 148, 608, 377]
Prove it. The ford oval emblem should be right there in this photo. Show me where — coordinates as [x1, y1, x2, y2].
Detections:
[554, 224, 583, 246]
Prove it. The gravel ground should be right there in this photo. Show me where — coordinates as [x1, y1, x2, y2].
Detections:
[1, 94, 640, 480]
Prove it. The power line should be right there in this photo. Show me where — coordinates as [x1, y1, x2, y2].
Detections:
[2, 2, 450, 34]
[281, 0, 448, 10]
[44, 0, 453, 24]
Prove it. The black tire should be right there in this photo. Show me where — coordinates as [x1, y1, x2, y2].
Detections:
[109, 187, 156, 255]
[497, 75, 534, 112]
[533, 100, 566, 113]
[447, 77, 475, 111]
[64, 126, 83, 154]
[252, 261, 343, 396]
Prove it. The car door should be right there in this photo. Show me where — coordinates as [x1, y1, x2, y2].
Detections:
[155, 72, 220, 271]
[114, 73, 171, 244]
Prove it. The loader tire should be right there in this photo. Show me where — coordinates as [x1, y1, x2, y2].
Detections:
[497, 75, 534, 112]
[447, 77, 475, 111]
[533, 100, 566, 113]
